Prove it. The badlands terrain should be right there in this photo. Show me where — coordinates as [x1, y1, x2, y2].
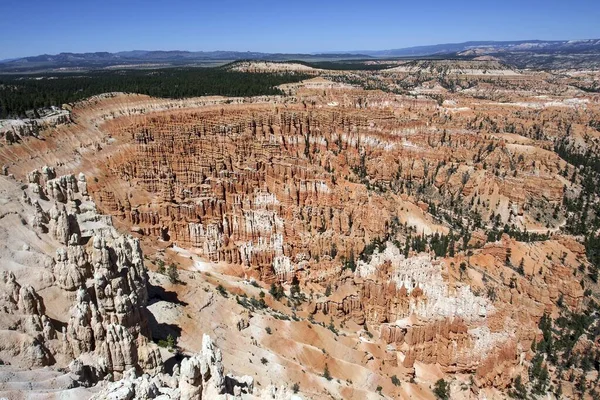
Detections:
[0, 59, 600, 399]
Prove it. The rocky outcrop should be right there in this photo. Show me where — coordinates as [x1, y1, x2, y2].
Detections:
[53, 245, 91, 290]
[312, 248, 490, 324]
[0, 172, 161, 381]
[0, 271, 55, 367]
[475, 342, 520, 389]
[178, 334, 226, 399]
[91, 334, 254, 400]
[43, 173, 161, 379]
[0, 110, 71, 145]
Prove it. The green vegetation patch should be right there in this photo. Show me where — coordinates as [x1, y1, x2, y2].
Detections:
[0, 67, 310, 118]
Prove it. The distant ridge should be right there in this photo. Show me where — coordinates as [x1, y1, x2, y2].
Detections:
[2, 39, 600, 72]
[0, 50, 372, 72]
[357, 39, 600, 57]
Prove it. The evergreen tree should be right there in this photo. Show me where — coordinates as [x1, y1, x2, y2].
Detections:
[323, 364, 332, 380]
[433, 379, 449, 400]
[167, 263, 179, 284]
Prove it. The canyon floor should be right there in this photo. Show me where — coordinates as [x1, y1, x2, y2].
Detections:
[1, 60, 600, 399]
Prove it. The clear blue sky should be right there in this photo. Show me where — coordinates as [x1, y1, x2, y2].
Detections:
[1, 0, 598, 59]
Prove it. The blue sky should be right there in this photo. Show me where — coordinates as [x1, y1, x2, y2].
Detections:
[1, 0, 598, 59]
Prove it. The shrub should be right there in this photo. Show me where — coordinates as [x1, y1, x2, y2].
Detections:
[323, 363, 332, 380]
[166, 334, 175, 348]
[167, 263, 179, 283]
[157, 259, 166, 274]
[509, 376, 527, 399]
[433, 379, 449, 400]
[216, 284, 228, 297]
[269, 282, 285, 300]
[290, 276, 301, 297]
[328, 318, 338, 335]
[158, 334, 176, 349]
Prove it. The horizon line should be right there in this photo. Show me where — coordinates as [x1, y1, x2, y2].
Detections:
[5, 37, 599, 61]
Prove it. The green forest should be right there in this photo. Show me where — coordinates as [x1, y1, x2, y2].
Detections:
[0, 68, 310, 118]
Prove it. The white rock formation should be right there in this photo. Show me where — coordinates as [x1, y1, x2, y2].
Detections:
[0, 172, 161, 382]
[355, 243, 492, 322]
[91, 334, 254, 400]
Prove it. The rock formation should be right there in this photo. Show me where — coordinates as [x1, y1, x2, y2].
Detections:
[0, 171, 161, 383]
[91, 334, 254, 400]
[1, 61, 600, 398]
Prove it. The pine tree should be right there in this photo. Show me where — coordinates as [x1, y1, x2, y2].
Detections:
[290, 276, 301, 297]
[167, 263, 179, 284]
[517, 258, 525, 275]
[433, 379, 449, 400]
[323, 364, 331, 380]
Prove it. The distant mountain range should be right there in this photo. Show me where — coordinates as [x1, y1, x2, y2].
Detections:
[0, 51, 372, 72]
[2, 39, 600, 72]
[358, 39, 600, 57]
[7, 50, 372, 64]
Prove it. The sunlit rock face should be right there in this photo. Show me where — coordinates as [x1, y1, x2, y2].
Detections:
[0, 172, 161, 381]
[72, 89, 596, 395]
[1, 61, 599, 399]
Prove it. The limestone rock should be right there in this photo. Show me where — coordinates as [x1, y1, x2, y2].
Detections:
[92, 334, 253, 400]
[0, 174, 162, 382]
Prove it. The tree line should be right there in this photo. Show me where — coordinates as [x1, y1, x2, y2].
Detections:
[0, 68, 310, 118]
